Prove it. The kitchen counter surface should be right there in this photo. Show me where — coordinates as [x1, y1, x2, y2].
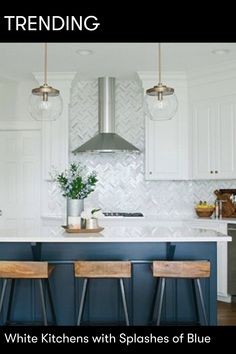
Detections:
[43, 215, 236, 225]
[0, 225, 231, 242]
[181, 216, 236, 223]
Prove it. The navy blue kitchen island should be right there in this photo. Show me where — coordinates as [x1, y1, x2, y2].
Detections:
[0, 225, 231, 325]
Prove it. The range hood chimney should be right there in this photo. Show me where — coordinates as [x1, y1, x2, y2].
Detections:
[72, 77, 140, 153]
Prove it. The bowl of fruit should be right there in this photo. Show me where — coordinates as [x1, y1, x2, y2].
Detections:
[195, 201, 215, 218]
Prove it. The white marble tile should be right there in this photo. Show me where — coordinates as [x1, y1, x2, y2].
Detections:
[48, 78, 236, 218]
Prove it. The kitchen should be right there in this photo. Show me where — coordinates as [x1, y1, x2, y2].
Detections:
[0, 42, 235, 325]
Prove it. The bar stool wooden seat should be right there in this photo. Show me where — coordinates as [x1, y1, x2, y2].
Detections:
[152, 261, 211, 325]
[74, 261, 131, 325]
[0, 261, 56, 326]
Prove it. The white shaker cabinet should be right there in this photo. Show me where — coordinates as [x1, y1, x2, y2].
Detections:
[138, 73, 189, 180]
[192, 97, 236, 179]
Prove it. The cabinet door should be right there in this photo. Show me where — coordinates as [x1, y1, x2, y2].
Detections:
[192, 97, 236, 180]
[145, 79, 189, 180]
[215, 99, 236, 179]
[192, 102, 216, 179]
[0, 131, 40, 229]
[145, 114, 181, 179]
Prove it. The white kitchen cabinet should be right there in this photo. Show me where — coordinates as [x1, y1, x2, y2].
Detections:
[138, 72, 189, 180]
[192, 96, 236, 179]
[32, 72, 75, 219]
[185, 220, 230, 302]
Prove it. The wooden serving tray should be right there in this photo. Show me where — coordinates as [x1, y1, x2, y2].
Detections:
[62, 226, 104, 233]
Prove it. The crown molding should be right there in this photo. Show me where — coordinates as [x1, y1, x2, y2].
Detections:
[137, 71, 188, 90]
[0, 76, 17, 83]
[32, 72, 76, 82]
[0, 120, 41, 131]
[137, 71, 187, 82]
[188, 60, 236, 87]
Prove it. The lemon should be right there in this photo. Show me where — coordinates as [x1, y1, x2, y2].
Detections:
[196, 201, 214, 209]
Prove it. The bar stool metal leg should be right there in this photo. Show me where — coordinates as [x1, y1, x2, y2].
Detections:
[119, 278, 130, 326]
[45, 280, 57, 325]
[0, 280, 8, 318]
[77, 278, 88, 326]
[6, 279, 15, 323]
[150, 279, 159, 324]
[38, 279, 48, 326]
[156, 278, 166, 325]
[194, 279, 208, 325]
[192, 279, 200, 324]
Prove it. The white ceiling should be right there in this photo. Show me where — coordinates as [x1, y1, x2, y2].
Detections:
[0, 42, 236, 81]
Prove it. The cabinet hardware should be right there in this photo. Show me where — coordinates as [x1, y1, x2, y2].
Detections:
[149, 171, 152, 175]
[210, 171, 213, 174]
[215, 170, 218, 174]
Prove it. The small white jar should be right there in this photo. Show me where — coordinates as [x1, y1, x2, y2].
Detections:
[85, 218, 98, 229]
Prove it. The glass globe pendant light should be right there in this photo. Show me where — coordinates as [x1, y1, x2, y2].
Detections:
[146, 43, 178, 121]
[29, 43, 63, 121]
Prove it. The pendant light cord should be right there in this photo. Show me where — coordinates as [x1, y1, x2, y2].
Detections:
[158, 42, 161, 84]
[44, 43, 47, 85]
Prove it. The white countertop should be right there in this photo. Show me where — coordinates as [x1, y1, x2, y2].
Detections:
[101, 215, 236, 225]
[182, 217, 236, 224]
[0, 225, 231, 243]
[43, 215, 236, 225]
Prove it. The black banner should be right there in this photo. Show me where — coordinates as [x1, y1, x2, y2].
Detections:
[0, 326, 235, 351]
[0, 8, 235, 42]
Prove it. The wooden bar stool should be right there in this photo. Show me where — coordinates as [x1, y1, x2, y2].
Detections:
[152, 261, 210, 325]
[0, 261, 56, 326]
[74, 261, 131, 326]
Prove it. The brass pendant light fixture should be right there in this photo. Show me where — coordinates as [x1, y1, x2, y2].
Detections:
[146, 43, 178, 121]
[29, 43, 63, 121]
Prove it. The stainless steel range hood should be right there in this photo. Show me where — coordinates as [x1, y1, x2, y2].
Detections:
[72, 77, 140, 153]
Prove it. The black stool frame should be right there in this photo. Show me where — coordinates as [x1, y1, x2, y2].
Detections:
[0, 278, 57, 326]
[76, 277, 130, 326]
[153, 277, 208, 326]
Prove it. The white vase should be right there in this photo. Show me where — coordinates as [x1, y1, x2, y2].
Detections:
[86, 218, 99, 229]
[67, 198, 84, 227]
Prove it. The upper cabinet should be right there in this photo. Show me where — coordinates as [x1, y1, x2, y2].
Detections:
[138, 73, 189, 180]
[192, 96, 236, 180]
[140, 64, 236, 181]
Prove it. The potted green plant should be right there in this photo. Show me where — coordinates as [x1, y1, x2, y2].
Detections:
[52, 163, 98, 227]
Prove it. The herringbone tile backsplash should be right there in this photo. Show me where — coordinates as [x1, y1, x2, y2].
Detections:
[68, 77, 236, 217]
